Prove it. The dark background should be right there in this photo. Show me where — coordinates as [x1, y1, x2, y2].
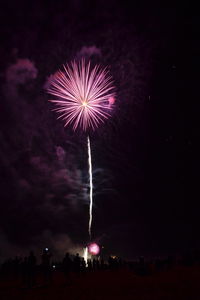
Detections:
[0, 1, 189, 261]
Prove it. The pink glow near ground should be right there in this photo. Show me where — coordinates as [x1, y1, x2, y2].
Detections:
[88, 243, 100, 255]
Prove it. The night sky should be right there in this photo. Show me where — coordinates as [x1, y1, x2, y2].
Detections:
[0, 1, 189, 262]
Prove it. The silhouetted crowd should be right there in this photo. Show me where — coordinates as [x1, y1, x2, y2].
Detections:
[1, 248, 200, 288]
[0, 248, 126, 288]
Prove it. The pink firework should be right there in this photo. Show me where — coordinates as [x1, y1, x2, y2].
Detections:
[88, 243, 100, 255]
[47, 60, 115, 131]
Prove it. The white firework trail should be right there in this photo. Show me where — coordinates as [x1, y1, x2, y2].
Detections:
[88, 135, 93, 239]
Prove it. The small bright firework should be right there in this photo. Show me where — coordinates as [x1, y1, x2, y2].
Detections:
[48, 59, 115, 131]
[88, 243, 100, 255]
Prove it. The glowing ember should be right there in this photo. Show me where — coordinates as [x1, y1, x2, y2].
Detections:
[108, 96, 116, 105]
[88, 243, 100, 255]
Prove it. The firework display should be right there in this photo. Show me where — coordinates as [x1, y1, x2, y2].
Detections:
[48, 59, 115, 262]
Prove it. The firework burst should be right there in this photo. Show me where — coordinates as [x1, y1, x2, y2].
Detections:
[48, 60, 115, 131]
[47, 59, 116, 259]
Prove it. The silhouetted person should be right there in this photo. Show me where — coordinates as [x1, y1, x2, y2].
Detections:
[87, 259, 92, 271]
[138, 256, 146, 275]
[63, 253, 72, 283]
[93, 258, 97, 270]
[96, 258, 100, 270]
[100, 258, 105, 270]
[13, 256, 21, 278]
[41, 248, 52, 285]
[108, 256, 115, 270]
[80, 258, 86, 273]
[21, 257, 28, 286]
[73, 253, 81, 273]
[27, 251, 36, 288]
[155, 258, 163, 271]
[118, 257, 123, 269]
[166, 255, 174, 269]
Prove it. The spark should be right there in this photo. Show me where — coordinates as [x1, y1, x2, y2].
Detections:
[47, 59, 115, 131]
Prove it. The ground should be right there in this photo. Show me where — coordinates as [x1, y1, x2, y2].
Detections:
[0, 266, 200, 300]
